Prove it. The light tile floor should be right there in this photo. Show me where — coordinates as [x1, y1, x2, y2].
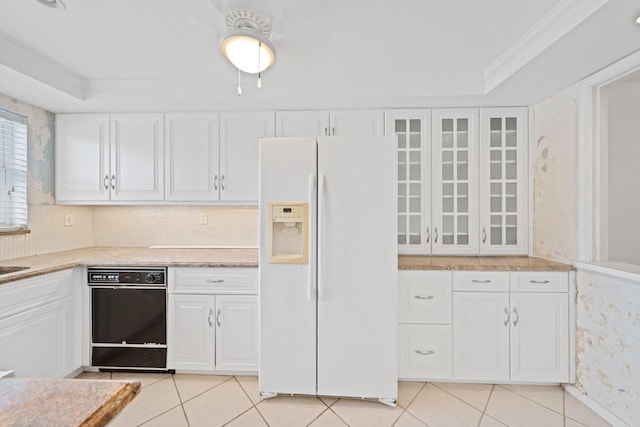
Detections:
[74, 372, 612, 427]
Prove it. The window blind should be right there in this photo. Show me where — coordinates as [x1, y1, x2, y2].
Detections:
[0, 109, 28, 230]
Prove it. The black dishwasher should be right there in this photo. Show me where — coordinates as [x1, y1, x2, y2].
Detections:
[88, 267, 169, 370]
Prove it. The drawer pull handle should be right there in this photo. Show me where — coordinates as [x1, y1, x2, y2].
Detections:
[504, 307, 510, 327]
[206, 279, 225, 283]
[414, 295, 434, 300]
[414, 350, 435, 356]
[472, 279, 492, 284]
[529, 280, 550, 284]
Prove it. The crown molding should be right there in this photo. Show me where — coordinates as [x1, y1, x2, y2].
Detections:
[483, 0, 610, 93]
[0, 31, 85, 100]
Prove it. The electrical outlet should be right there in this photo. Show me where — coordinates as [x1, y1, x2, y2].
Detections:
[199, 213, 208, 225]
[64, 213, 74, 227]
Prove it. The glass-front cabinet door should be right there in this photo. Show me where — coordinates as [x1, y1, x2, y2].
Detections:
[479, 108, 528, 254]
[431, 109, 479, 254]
[386, 109, 431, 254]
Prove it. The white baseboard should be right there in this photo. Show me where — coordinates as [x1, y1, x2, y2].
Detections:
[563, 385, 629, 427]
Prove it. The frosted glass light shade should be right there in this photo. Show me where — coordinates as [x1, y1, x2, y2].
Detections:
[220, 29, 276, 74]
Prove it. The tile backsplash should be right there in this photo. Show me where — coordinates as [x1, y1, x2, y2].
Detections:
[92, 205, 258, 247]
[0, 205, 93, 260]
[1, 204, 258, 261]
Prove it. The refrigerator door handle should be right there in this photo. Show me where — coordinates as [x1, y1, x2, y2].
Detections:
[308, 173, 316, 301]
[318, 172, 325, 300]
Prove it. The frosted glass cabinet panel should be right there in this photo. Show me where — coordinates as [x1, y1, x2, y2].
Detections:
[479, 108, 528, 254]
[432, 109, 479, 255]
[386, 110, 431, 254]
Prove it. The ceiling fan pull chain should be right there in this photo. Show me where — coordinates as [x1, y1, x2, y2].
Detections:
[257, 41, 262, 88]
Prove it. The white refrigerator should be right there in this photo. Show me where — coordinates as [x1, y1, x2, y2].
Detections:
[258, 136, 397, 404]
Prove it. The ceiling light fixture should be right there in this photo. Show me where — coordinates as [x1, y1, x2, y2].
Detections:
[36, 0, 66, 10]
[636, 14, 640, 24]
[220, 9, 276, 93]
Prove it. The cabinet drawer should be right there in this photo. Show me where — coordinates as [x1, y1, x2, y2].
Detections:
[398, 271, 452, 324]
[170, 268, 257, 294]
[0, 270, 72, 320]
[510, 272, 569, 292]
[398, 324, 452, 380]
[452, 271, 509, 292]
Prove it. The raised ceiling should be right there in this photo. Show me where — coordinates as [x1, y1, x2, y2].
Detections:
[0, 0, 639, 112]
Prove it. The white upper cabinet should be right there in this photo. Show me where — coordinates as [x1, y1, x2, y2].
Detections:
[479, 107, 528, 254]
[276, 110, 384, 137]
[56, 114, 110, 202]
[432, 109, 479, 255]
[165, 113, 220, 201]
[56, 113, 164, 203]
[110, 114, 164, 201]
[386, 109, 431, 254]
[388, 107, 529, 256]
[220, 111, 275, 202]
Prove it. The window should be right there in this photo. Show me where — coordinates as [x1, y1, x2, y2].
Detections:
[0, 109, 27, 231]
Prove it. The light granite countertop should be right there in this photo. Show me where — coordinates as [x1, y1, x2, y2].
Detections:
[0, 246, 259, 284]
[0, 378, 140, 427]
[0, 246, 574, 285]
[398, 255, 575, 271]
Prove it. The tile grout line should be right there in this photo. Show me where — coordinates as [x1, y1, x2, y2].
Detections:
[430, 382, 489, 417]
[233, 375, 271, 426]
[394, 381, 428, 427]
[477, 384, 496, 427]
[498, 384, 566, 417]
[131, 376, 184, 427]
[172, 374, 191, 427]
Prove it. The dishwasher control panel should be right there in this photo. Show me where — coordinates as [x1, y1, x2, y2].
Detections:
[88, 267, 166, 286]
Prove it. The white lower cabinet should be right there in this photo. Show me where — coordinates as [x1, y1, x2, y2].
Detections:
[398, 271, 453, 380]
[0, 270, 79, 378]
[167, 268, 258, 373]
[398, 324, 452, 380]
[509, 292, 569, 382]
[215, 295, 259, 372]
[0, 298, 73, 378]
[399, 269, 572, 384]
[452, 292, 510, 381]
[167, 294, 216, 371]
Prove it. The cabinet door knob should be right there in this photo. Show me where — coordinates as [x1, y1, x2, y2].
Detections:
[425, 227, 430, 244]
[503, 307, 510, 327]
[512, 307, 519, 327]
[482, 227, 487, 244]
[324, 127, 328, 136]
[331, 127, 336, 135]
[221, 174, 225, 191]
[111, 174, 116, 190]
[207, 308, 213, 327]
[214, 175, 218, 191]
[413, 295, 434, 300]
[414, 350, 435, 356]
[104, 175, 109, 190]
[216, 308, 221, 327]
[434, 228, 438, 244]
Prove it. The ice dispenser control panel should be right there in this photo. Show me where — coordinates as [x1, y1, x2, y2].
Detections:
[269, 203, 308, 264]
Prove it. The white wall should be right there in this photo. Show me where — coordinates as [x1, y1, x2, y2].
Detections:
[576, 268, 640, 426]
[532, 85, 579, 263]
[606, 84, 640, 265]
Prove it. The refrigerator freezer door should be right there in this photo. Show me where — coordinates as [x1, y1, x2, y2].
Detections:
[259, 137, 317, 395]
[316, 136, 398, 399]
